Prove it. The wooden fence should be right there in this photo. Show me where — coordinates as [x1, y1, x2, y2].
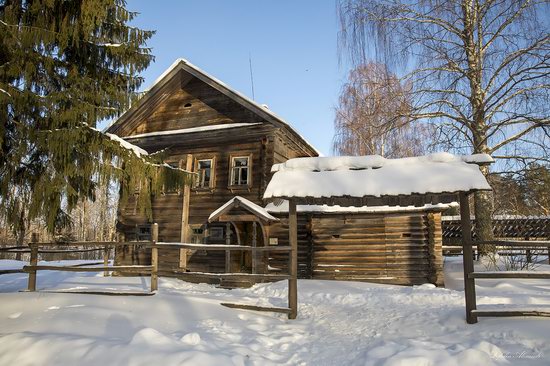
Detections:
[0, 232, 156, 294]
[443, 241, 550, 264]
[0, 224, 298, 318]
[459, 197, 550, 323]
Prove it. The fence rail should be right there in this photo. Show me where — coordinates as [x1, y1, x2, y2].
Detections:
[443, 240, 550, 264]
[0, 224, 298, 318]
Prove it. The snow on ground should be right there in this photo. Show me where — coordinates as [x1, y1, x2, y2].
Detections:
[0, 258, 549, 366]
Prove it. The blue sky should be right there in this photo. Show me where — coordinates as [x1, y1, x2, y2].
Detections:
[105, 0, 348, 155]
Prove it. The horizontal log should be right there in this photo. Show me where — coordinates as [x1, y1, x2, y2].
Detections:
[0, 246, 26, 252]
[475, 240, 550, 247]
[469, 271, 550, 279]
[27, 241, 152, 247]
[39, 290, 155, 296]
[220, 303, 292, 314]
[161, 271, 289, 281]
[23, 265, 153, 273]
[472, 309, 550, 318]
[0, 269, 25, 275]
[153, 243, 292, 252]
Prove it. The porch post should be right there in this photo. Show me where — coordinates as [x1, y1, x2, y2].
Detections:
[459, 192, 478, 324]
[288, 200, 298, 319]
[252, 221, 258, 274]
[179, 154, 193, 269]
[225, 222, 231, 273]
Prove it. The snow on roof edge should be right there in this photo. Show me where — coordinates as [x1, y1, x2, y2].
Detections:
[124, 123, 262, 140]
[266, 201, 458, 214]
[271, 153, 494, 173]
[209, 196, 279, 223]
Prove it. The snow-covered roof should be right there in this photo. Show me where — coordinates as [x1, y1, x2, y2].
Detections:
[208, 196, 279, 223]
[265, 201, 458, 214]
[263, 153, 492, 201]
[106, 58, 320, 156]
[124, 123, 262, 140]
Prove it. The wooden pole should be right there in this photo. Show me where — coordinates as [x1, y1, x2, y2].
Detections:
[179, 154, 194, 269]
[27, 233, 39, 291]
[103, 245, 110, 277]
[151, 223, 159, 292]
[459, 192, 477, 324]
[252, 221, 257, 274]
[288, 200, 298, 319]
[225, 222, 231, 273]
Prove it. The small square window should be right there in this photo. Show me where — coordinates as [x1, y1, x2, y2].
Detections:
[209, 227, 224, 240]
[230, 156, 250, 186]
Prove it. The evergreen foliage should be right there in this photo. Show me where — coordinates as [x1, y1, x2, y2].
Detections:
[0, 0, 194, 237]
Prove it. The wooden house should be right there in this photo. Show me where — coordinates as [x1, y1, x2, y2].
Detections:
[107, 59, 490, 286]
[106, 59, 318, 277]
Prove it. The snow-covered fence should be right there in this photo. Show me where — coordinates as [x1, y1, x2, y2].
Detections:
[149, 242, 297, 319]
[0, 228, 159, 294]
[462, 240, 550, 321]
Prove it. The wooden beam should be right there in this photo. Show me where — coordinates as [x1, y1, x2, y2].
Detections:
[225, 222, 231, 273]
[218, 214, 261, 222]
[288, 200, 298, 319]
[252, 222, 258, 274]
[180, 154, 193, 269]
[23, 265, 153, 272]
[469, 271, 550, 279]
[103, 245, 110, 277]
[151, 223, 159, 291]
[39, 290, 155, 296]
[459, 192, 478, 324]
[27, 233, 39, 291]
[472, 309, 550, 318]
[220, 302, 292, 314]
[151, 243, 292, 251]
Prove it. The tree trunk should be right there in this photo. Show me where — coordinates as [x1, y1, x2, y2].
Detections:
[462, 1, 495, 256]
[474, 188, 495, 255]
[473, 153, 495, 255]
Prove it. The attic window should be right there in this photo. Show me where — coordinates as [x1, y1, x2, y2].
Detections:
[184, 103, 192, 108]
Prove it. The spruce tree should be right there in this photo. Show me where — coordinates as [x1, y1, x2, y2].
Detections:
[0, 0, 193, 241]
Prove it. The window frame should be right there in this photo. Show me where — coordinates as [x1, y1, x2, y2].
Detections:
[195, 158, 215, 189]
[192, 156, 216, 191]
[229, 154, 252, 188]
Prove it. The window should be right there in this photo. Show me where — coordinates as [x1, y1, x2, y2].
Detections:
[209, 227, 224, 241]
[190, 225, 205, 244]
[196, 159, 213, 188]
[230, 156, 250, 186]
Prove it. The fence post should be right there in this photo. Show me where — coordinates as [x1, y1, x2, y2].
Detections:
[103, 245, 110, 277]
[288, 200, 298, 320]
[459, 193, 477, 324]
[151, 223, 159, 292]
[27, 233, 39, 292]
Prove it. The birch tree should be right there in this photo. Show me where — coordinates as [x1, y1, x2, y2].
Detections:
[338, 0, 550, 254]
[333, 62, 432, 157]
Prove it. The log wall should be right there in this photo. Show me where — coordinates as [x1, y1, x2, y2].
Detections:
[268, 211, 444, 286]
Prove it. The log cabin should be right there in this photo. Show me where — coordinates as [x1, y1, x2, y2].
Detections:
[107, 59, 491, 286]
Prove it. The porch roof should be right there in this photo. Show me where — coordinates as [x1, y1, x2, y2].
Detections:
[208, 196, 280, 224]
